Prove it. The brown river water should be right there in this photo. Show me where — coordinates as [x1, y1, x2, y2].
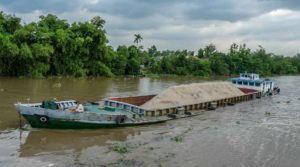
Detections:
[0, 76, 299, 167]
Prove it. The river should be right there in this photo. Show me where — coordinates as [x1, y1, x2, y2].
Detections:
[0, 76, 299, 167]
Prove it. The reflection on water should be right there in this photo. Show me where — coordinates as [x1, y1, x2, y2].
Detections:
[1, 76, 300, 167]
[19, 129, 137, 157]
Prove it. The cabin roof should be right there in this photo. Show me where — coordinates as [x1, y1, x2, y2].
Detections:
[229, 78, 274, 83]
[230, 78, 264, 83]
[139, 81, 245, 110]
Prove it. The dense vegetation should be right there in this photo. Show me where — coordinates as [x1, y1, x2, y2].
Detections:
[0, 11, 299, 78]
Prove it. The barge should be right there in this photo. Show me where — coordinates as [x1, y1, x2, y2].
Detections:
[105, 73, 279, 117]
[15, 73, 279, 129]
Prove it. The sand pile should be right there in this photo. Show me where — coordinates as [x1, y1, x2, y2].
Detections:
[140, 81, 245, 110]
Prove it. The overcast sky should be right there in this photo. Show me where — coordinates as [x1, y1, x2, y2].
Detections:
[1, 0, 300, 55]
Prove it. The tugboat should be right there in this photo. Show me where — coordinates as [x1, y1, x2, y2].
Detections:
[229, 73, 280, 96]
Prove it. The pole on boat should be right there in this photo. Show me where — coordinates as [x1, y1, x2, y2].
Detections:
[18, 111, 22, 129]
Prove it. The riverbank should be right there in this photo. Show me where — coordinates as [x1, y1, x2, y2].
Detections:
[2, 72, 298, 80]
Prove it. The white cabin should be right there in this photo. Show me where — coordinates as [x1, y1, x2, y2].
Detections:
[230, 73, 275, 94]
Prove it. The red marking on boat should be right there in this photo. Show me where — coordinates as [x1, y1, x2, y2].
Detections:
[239, 88, 258, 94]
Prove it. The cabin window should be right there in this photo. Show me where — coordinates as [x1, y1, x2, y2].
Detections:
[255, 82, 261, 87]
[232, 80, 236, 84]
[132, 107, 138, 112]
[158, 110, 163, 116]
[111, 102, 116, 107]
[238, 81, 242, 85]
[125, 105, 130, 110]
[151, 111, 155, 117]
[243, 81, 248, 85]
[139, 110, 144, 115]
[249, 82, 254, 86]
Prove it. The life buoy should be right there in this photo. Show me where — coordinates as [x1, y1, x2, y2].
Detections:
[39, 116, 48, 123]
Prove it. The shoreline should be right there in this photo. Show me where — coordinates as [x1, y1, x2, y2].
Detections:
[0, 73, 298, 80]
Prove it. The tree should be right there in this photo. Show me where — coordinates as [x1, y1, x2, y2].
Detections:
[209, 52, 229, 75]
[38, 14, 68, 31]
[148, 45, 158, 57]
[1, 13, 21, 34]
[203, 44, 217, 58]
[197, 48, 205, 58]
[292, 54, 300, 73]
[91, 16, 106, 29]
[134, 34, 143, 47]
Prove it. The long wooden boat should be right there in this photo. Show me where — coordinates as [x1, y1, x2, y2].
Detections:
[15, 100, 199, 129]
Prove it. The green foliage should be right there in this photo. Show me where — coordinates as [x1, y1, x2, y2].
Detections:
[113, 143, 128, 154]
[0, 11, 299, 78]
[209, 52, 230, 75]
[134, 34, 143, 46]
[292, 54, 300, 73]
[0, 12, 114, 77]
[171, 135, 183, 142]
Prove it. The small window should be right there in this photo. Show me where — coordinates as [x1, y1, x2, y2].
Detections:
[232, 80, 236, 84]
[125, 105, 130, 110]
[139, 110, 144, 114]
[151, 111, 155, 116]
[243, 81, 248, 85]
[132, 107, 138, 112]
[238, 81, 242, 85]
[255, 82, 261, 87]
[249, 82, 254, 86]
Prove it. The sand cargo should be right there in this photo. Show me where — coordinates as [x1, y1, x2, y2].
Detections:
[104, 81, 262, 117]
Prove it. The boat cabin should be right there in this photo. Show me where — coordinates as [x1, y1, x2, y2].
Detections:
[230, 73, 275, 94]
[26, 100, 78, 110]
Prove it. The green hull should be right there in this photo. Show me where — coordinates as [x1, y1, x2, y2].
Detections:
[22, 114, 166, 129]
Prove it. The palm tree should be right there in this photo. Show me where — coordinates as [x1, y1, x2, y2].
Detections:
[134, 34, 143, 47]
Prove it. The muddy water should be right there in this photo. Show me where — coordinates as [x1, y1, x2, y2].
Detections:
[0, 76, 299, 167]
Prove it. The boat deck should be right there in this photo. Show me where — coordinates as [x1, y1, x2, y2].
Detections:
[83, 104, 133, 116]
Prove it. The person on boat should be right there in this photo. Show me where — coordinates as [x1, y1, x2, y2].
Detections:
[73, 101, 84, 112]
